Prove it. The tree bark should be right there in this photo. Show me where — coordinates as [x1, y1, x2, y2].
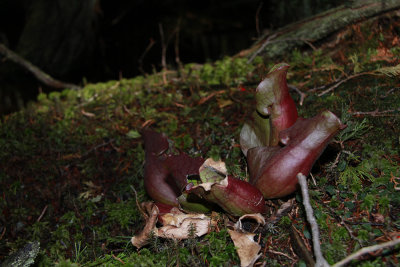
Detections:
[245, 0, 400, 61]
[14, 0, 99, 78]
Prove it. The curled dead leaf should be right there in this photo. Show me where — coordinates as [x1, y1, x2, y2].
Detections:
[158, 214, 210, 239]
[131, 202, 159, 248]
[228, 229, 261, 267]
[131, 202, 211, 248]
[234, 213, 266, 232]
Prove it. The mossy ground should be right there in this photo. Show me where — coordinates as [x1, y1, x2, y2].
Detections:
[1, 15, 399, 266]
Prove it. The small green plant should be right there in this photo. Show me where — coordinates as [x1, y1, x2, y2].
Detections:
[338, 154, 375, 193]
[200, 229, 239, 266]
[73, 241, 87, 263]
[337, 107, 371, 143]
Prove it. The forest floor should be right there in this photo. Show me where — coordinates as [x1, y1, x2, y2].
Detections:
[1, 13, 400, 267]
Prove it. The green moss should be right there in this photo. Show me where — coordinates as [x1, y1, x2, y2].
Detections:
[1, 14, 400, 266]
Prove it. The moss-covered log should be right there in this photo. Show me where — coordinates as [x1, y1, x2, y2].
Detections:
[245, 0, 400, 61]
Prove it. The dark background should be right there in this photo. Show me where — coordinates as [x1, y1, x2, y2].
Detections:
[0, 0, 344, 115]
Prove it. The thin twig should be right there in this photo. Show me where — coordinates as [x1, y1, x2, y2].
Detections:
[327, 151, 342, 171]
[36, 205, 48, 222]
[130, 185, 146, 219]
[265, 249, 296, 261]
[350, 108, 400, 117]
[247, 33, 277, 63]
[81, 139, 116, 158]
[317, 72, 370, 96]
[309, 173, 316, 186]
[324, 204, 363, 247]
[0, 43, 81, 90]
[288, 84, 307, 106]
[332, 238, 400, 267]
[138, 38, 156, 75]
[112, 254, 126, 264]
[159, 23, 168, 85]
[380, 87, 399, 99]
[174, 19, 182, 70]
[159, 23, 167, 71]
[0, 227, 5, 241]
[297, 173, 329, 267]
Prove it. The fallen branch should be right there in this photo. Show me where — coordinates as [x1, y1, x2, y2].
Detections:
[351, 108, 400, 117]
[317, 68, 400, 97]
[317, 73, 368, 96]
[265, 249, 296, 261]
[244, 0, 400, 60]
[332, 238, 400, 267]
[297, 173, 329, 267]
[0, 43, 81, 90]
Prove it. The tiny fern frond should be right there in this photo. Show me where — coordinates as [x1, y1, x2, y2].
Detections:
[374, 64, 400, 77]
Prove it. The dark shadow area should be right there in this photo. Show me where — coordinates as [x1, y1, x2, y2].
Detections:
[0, 0, 344, 115]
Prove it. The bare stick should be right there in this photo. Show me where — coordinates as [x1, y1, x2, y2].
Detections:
[112, 254, 126, 264]
[174, 19, 182, 69]
[297, 173, 329, 267]
[380, 87, 399, 99]
[247, 33, 277, 63]
[0, 43, 81, 90]
[0, 227, 5, 241]
[288, 84, 307, 106]
[130, 185, 146, 219]
[350, 108, 400, 117]
[332, 238, 400, 267]
[159, 23, 167, 71]
[138, 38, 156, 75]
[265, 249, 296, 261]
[317, 73, 369, 96]
[36, 205, 48, 222]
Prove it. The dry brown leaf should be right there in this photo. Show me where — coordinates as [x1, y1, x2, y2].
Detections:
[228, 213, 266, 266]
[235, 213, 265, 232]
[161, 213, 208, 226]
[228, 229, 261, 267]
[131, 202, 159, 248]
[370, 47, 397, 63]
[199, 158, 228, 175]
[217, 98, 234, 108]
[131, 202, 211, 248]
[158, 215, 210, 239]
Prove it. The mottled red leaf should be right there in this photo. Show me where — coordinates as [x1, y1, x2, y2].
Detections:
[240, 63, 298, 155]
[248, 111, 346, 199]
[142, 129, 204, 207]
